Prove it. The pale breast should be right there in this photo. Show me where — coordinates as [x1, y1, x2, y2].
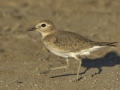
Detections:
[44, 42, 70, 58]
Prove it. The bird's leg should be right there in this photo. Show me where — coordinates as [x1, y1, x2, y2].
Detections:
[40, 58, 69, 74]
[77, 59, 82, 80]
[50, 58, 69, 71]
[74, 56, 82, 81]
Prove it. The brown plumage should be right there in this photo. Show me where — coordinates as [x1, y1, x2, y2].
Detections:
[93, 42, 117, 47]
[43, 30, 117, 52]
[28, 20, 117, 81]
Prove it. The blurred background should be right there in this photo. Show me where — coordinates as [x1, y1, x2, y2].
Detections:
[0, 0, 120, 90]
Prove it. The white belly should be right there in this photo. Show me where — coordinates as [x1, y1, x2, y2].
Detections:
[44, 43, 104, 58]
[45, 46, 70, 58]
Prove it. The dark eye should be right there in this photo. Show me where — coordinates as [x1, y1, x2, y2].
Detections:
[41, 24, 46, 27]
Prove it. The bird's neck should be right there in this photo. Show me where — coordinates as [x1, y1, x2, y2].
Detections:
[41, 30, 56, 39]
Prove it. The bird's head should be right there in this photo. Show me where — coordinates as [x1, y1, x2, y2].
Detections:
[28, 20, 56, 37]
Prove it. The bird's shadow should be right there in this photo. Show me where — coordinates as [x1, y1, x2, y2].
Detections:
[81, 51, 120, 77]
[50, 51, 120, 78]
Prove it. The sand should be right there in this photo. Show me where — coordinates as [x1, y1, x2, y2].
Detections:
[0, 0, 120, 90]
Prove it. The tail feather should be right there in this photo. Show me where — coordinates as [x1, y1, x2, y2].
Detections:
[94, 42, 117, 47]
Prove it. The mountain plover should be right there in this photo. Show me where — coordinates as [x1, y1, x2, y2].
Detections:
[28, 20, 117, 81]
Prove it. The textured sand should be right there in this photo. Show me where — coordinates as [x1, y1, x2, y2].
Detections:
[0, 0, 120, 90]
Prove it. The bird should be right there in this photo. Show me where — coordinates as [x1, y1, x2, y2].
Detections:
[28, 20, 117, 81]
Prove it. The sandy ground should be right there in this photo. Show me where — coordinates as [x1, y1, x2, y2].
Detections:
[0, 0, 120, 90]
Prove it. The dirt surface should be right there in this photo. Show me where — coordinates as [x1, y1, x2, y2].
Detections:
[0, 0, 120, 90]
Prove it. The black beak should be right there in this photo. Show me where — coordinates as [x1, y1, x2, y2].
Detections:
[28, 27, 37, 31]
